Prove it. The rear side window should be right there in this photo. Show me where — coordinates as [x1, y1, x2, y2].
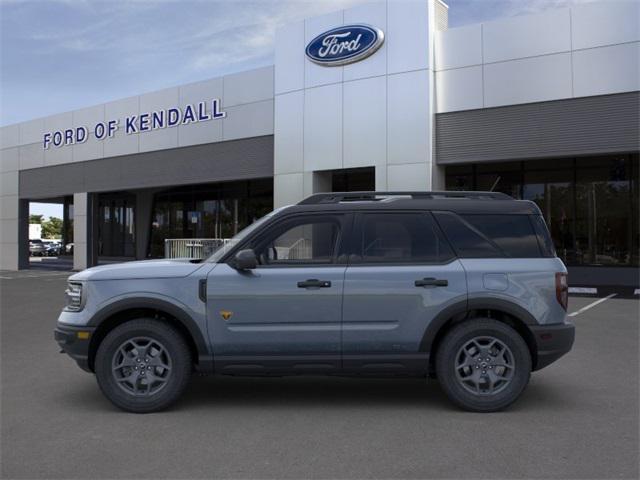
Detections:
[433, 212, 503, 258]
[434, 212, 543, 258]
[355, 213, 454, 264]
[530, 215, 556, 257]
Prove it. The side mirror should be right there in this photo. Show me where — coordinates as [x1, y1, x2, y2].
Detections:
[233, 249, 257, 270]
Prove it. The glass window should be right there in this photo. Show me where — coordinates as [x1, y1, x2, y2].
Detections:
[631, 154, 639, 267]
[461, 214, 541, 258]
[445, 165, 473, 191]
[445, 154, 639, 266]
[97, 193, 136, 258]
[256, 217, 340, 265]
[148, 179, 273, 258]
[523, 167, 574, 263]
[332, 167, 375, 192]
[207, 208, 286, 263]
[530, 215, 556, 257]
[574, 156, 633, 266]
[435, 212, 541, 258]
[356, 213, 454, 264]
[476, 162, 522, 198]
[434, 212, 503, 258]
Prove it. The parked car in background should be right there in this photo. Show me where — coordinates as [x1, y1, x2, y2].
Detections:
[43, 241, 62, 256]
[65, 243, 74, 255]
[29, 239, 47, 257]
[55, 191, 574, 413]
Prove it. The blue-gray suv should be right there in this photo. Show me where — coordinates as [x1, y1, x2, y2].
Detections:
[55, 191, 575, 413]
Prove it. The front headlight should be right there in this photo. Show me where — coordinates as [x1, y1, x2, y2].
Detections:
[64, 282, 84, 312]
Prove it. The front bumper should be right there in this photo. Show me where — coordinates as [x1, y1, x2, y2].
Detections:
[530, 321, 575, 371]
[54, 324, 96, 373]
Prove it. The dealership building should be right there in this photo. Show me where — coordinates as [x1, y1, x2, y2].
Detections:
[0, 0, 638, 287]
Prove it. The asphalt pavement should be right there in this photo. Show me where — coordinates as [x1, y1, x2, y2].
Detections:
[1, 270, 638, 479]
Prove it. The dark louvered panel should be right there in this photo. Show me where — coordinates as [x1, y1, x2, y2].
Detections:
[19, 135, 274, 199]
[435, 92, 640, 164]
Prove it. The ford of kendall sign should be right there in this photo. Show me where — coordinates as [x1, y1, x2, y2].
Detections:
[42, 98, 225, 149]
[305, 24, 384, 66]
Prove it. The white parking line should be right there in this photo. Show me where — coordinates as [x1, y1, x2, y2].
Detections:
[568, 293, 617, 317]
[569, 287, 598, 295]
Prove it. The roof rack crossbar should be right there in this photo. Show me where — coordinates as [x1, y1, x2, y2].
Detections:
[298, 191, 512, 205]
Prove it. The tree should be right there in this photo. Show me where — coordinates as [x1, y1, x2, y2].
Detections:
[41, 217, 63, 239]
[29, 214, 44, 224]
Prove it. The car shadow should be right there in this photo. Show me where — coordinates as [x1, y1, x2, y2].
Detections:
[178, 375, 452, 410]
[53, 374, 575, 414]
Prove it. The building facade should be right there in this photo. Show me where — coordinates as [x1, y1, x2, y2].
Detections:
[0, 0, 638, 287]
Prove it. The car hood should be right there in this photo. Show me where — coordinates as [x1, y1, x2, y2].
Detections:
[69, 258, 205, 281]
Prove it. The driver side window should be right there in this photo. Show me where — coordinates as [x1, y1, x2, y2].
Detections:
[255, 217, 341, 266]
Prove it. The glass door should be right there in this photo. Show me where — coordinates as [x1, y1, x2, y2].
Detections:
[98, 193, 136, 258]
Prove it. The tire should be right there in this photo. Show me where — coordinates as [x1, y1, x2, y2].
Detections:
[435, 318, 531, 412]
[95, 319, 192, 413]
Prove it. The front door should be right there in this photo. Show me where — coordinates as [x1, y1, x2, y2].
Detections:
[342, 212, 467, 373]
[207, 213, 351, 374]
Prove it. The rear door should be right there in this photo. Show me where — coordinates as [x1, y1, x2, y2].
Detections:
[341, 212, 467, 373]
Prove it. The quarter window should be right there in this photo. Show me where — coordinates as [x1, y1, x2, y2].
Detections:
[356, 213, 454, 264]
[434, 212, 542, 258]
[461, 214, 541, 258]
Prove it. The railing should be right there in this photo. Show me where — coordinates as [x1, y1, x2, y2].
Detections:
[275, 238, 312, 260]
[164, 238, 232, 259]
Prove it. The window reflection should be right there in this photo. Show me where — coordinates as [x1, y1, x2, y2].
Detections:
[148, 179, 272, 258]
[445, 154, 639, 267]
[523, 168, 574, 263]
[97, 193, 136, 258]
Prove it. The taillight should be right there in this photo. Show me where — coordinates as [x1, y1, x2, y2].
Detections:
[555, 272, 568, 311]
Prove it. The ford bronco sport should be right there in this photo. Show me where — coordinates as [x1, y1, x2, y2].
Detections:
[55, 191, 575, 413]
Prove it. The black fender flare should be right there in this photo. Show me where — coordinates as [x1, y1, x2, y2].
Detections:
[420, 296, 538, 353]
[87, 297, 213, 373]
[467, 297, 538, 325]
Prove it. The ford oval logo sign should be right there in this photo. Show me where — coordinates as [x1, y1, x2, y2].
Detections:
[306, 24, 384, 66]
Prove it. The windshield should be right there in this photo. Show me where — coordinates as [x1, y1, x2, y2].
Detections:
[205, 206, 289, 263]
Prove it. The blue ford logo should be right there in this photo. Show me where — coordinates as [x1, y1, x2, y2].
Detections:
[306, 24, 384, 66]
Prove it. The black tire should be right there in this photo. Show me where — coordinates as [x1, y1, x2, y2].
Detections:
[435, 318, 531, 412]
[95, 319, 192, 413]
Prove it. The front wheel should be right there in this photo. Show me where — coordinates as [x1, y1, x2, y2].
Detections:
[95, 319, 192, 413]
[435, 319, 531, 412]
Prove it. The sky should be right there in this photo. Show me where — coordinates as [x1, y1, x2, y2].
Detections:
[2, 0, 598, 219]
[0, 0, 601, 127]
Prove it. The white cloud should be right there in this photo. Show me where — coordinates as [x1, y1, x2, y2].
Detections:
[1, 0, 614, 126]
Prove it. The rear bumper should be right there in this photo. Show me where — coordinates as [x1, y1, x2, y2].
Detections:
[530, 322, 575, 371]
[54, 324, 96, 373]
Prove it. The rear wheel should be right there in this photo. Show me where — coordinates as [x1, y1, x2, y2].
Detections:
[95, 319, 192, 413]
[435, 318, 531, 412]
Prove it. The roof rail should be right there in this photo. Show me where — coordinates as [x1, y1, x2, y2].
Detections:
[298, 191, 512, 205]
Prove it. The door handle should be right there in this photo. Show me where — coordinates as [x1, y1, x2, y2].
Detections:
[415, 278, 448, 287]
[297, 279, 331, 288]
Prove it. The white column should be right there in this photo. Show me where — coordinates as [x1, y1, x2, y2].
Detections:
[0, 147, 19, 270]
[273, 0, 441, 206]
[303, 171, 332, 198]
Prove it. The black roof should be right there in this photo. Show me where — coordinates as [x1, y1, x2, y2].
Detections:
[283, 191, 541, 215]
